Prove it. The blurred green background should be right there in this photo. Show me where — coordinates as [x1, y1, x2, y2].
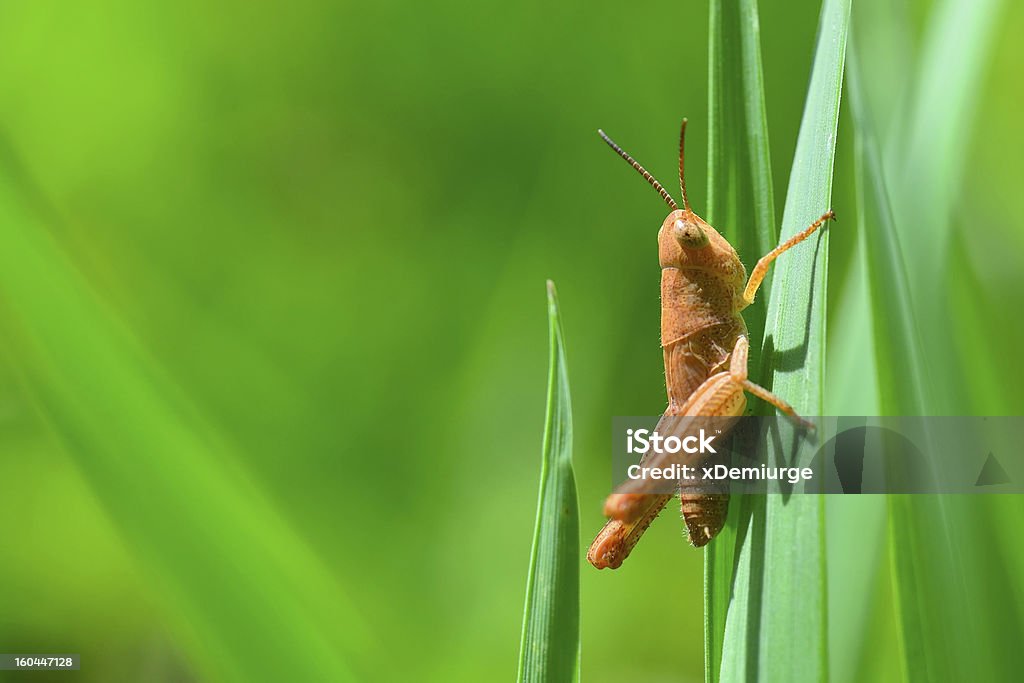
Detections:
[0, 1, 1022, 681]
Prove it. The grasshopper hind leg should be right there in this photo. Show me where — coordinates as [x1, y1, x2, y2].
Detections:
[587, 494, 673, 569]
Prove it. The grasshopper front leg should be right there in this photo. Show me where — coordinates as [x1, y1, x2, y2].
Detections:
[742, 210, 836, 307]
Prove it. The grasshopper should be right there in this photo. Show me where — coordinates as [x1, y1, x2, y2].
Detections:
[587, 121, 834, 569]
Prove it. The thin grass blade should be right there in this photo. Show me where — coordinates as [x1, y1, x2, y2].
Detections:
[707, 0, 777, 377]
[846, 64, 928, 418]
[704, 1, 777, 680]
[850, 6, 1020, 679]
[849, 50, 958, 681]
[517, 281, 580, 683]
[889, 0, 1005, 414]
[721, 1, 851, 680]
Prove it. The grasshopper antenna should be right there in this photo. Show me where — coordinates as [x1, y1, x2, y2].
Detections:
[598, 129, 678, 212]
[678, 118, 691, 211]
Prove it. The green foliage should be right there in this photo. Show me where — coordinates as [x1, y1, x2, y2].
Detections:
[704, 1, 777, 679]
[713, 2, 850, 681]
[705, 0, 1019, 678]
[517, 282, 580, 683]
[707, 0, 778, 377]
[0, 169, 367, 682]
[0, 1, 1021, 681]
[848, 1, 1020, 681]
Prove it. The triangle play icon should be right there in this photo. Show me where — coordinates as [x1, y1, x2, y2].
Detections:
[975, 452, 1011, 487]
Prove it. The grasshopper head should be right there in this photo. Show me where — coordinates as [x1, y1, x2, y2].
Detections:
[658, 208, 743, 279]
[671, 211, 709, 249]
[598, 120, 745, 283]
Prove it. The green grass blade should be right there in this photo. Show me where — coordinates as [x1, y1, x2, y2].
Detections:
[896, 0, 1004, 291]
[825, 244, 879, 416]
[704, 1, 776, 680]
[889, 0, 1005, 414]
[517, 281, 579, 683]
[912, 0, 1011, 415]
[823, 117, 885, 680]
[846, 63, 928, 417]
[722, 1, 850, 680]
[759, 0, 848, 419]
[707, 0, 777, 377]
[0, 166, 367, 681]
[703, 496, 743, 683]
[822, 169, 887, 679]
[716, 493, 766, 682]
[825, 494, 889, 683]
[850, 10, 1017, 681]
[848, 51, 954, 681]
[849, 0, 913, 151]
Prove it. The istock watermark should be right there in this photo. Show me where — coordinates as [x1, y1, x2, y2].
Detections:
[610, 416, 1024, 495]
[626, 427, 718, 454]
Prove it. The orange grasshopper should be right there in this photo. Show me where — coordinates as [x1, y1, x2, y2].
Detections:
[587, 121, 834, 569]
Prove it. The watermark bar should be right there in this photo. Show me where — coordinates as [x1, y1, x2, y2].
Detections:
[610, 416, 1024, 494]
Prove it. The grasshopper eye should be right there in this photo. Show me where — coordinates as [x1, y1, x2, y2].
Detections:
[673, 219, 709, 249]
